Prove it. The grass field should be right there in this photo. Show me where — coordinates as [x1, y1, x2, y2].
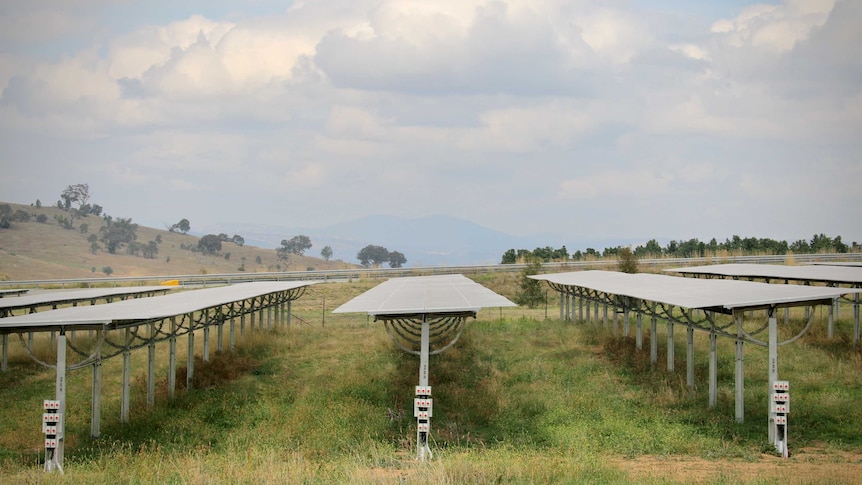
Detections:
[1, 280, 861, 484]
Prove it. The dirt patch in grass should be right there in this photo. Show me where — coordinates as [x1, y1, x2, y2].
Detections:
[608, 447, 862, 484]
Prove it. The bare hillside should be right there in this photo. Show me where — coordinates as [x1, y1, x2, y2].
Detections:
[0, 201, 357, 282]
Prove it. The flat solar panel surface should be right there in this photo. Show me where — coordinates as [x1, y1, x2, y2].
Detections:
[531, 271, 859, 310]
[0, 286, 171, 312]
[0, 281, 318, 331]
[664, 264, 862, 284]
[333, 274, 517, 315]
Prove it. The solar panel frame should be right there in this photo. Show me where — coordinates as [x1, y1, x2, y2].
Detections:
[664, 263, 862, 285]
[333, 274, 517, 316]
[531, 271, 860, 311]
[0, 281, 320, 332]
[0, 286, 172, 313]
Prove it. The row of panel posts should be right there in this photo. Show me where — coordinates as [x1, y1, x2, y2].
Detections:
[44, 295, 292, 473]
[557, 289, 793, 457]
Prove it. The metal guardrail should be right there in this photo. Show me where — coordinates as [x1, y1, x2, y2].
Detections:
[1, 253, 860, 289]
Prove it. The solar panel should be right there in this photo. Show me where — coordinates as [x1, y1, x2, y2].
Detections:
[0, 281, 318, 332]
[531, 271, 859, 311]
[664, 263, 862, 285]
[333, 274, 517, 316]
[0, 286, 171, 312]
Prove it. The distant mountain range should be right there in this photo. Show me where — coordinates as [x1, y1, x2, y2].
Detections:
[201, 215, 636, 267]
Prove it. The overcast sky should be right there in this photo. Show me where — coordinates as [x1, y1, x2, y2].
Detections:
[1, 0, 860, 246]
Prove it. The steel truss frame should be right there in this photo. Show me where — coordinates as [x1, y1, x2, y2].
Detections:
[375, 311, 476, 461]
[545, 280, 826, 427]
[14, 284, 308, 460]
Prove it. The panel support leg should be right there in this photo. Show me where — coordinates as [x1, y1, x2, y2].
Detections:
[147, 324, 156, 411]
[650, 314, 657, 365]
[709, 330, 717, 408]
[768, 309, 778, 444]
[91, 358, 101, 438]
[635, 311, 643, 350]
[667, 321, 675, 371]
[121, 329, 131, 423]
[46, 332, 66, 473]
[735, 312, 745, 423]
[687, 327, 695, 389]
[416, 315, 432, 461]
[168, 317, 177, 400]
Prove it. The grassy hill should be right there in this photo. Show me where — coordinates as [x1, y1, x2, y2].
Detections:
[0, 201, 358, 282]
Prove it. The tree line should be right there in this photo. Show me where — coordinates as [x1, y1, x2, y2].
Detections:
[502, 233, 858, 264]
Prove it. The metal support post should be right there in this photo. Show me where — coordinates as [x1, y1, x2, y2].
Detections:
[635, 311, 643, 350]
[46, 332, 66, 473]
[217, 318, 224, 352]
[855, 293, 860, 344]
[650, 311, 658, 365]
[147, 323, 156, 411]
[767, 308, 778, 443]
[558, 292, 564, 320]
[203, 309, 210, 362]
[168, 317, 177, 400]
[586, 296, 591, 324]
[121, 329, 131, 423]
[229, 317, 236, 351]
[603, 303, 608, 329]
[828, 301, 834, 339]
[667, 321, 675, 371]
[1, 334, 7, 371]
[623, 307, 630, 336]
[187, 318, 195, 391]
[708, 330, 717, 408]
[735, 312, 745, 423]
[91, 356, 101, 438]
[416, 315, 432, 461]
[687, 327, 695, 388]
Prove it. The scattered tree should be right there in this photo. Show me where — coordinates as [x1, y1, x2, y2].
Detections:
[102, 266, 113, 276]
[321, 245, 333, 261]
[357, 245, 391, 267]
[617, 247, 639, 274]
[198, 234, 223, 255]
[99, 217, 138, 254]
[389, 251, 407, 268]
[231, 234, 245, 246]
[60, 183, 90, 211]
[515, 261, 546, 309]
[0, 204, 12, 229]
[143, 241, 159, 259]
[170, 218, 191, 234]
[277, 235, 312, 259]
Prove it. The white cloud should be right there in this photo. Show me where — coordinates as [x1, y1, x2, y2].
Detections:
[558, 169, 674, 200]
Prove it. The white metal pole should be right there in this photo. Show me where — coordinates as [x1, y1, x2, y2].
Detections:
[91, 357, 101, 438]
[687, 327, 695, 389]
[635, 311, 643, 350]
[667, 321, 675, 371]
[121, 329, 131, 423]
[417, 315, 431, 461]
[650, 309, 658, 365]
[168, 317, 177, 400]
[768, 308, 778, 443]
[47, 332, 67, 473]
[735, 312, 745, 423]
[708, 330, 717, 408]
[187, 315, 195, 390]
[147, 323, 156, 411]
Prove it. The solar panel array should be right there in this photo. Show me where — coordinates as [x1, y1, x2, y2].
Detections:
[664, 263, 862, 285]
[531, 270, 859, 312]
[333, 274, 517, 316]
[0, 281, 318, 332]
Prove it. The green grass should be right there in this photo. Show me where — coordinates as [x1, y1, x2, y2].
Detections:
[1, 286, 862, 483]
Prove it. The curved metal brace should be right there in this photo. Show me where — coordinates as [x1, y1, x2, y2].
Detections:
[18, 328, 106, 371]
